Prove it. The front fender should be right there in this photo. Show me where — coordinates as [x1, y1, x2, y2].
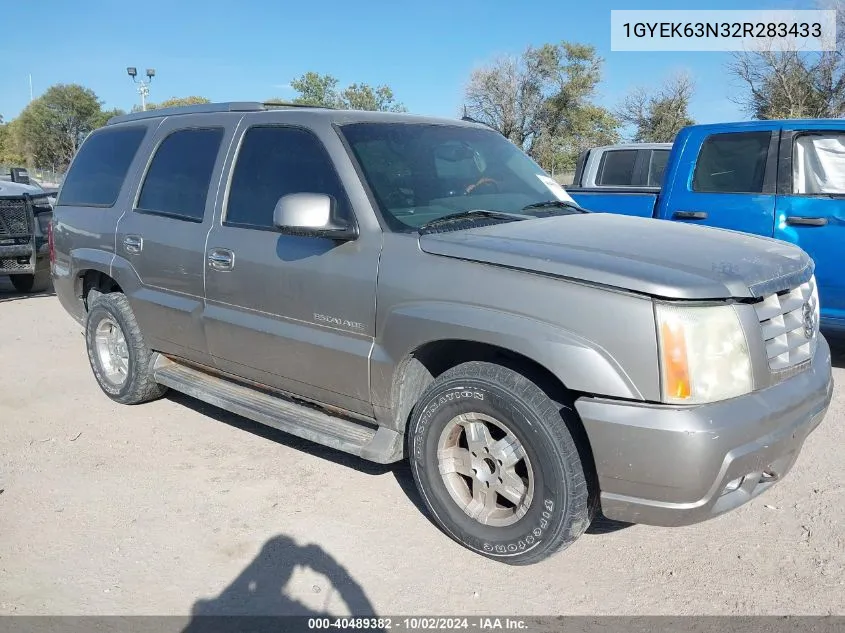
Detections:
[370, 301, 649, 410]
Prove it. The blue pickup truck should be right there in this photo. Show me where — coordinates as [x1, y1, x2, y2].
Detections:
[567, 121, 845, 333]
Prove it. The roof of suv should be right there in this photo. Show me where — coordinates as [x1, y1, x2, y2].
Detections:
[107, 101, 487, 129]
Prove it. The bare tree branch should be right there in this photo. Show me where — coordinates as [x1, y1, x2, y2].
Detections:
[462, 42, 620, 171]
[616, 72, 695, 142]
[727, 3, 845, 120]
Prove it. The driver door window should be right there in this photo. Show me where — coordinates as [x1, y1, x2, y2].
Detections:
[202, 122, 378, 416]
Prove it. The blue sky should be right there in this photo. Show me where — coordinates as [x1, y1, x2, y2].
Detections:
[0, 0, 813, 134]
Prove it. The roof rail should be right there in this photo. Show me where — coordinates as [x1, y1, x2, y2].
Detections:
[107, 100, 339, 125]
[107, 102, 266, 125]
[262, 100, 336, 110]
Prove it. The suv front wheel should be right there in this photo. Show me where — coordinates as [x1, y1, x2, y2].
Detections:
[408, 361, 594, 565]
[85, 292, 168, 404]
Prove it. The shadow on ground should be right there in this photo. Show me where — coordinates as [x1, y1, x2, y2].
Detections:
[169, 391, 632, 545]
[0, 276, 55, 303]
[181, 534, 381, 631]
[825, 330, 845, 368]
[168, 391, 431, 513]
[585, 513, 633, 535]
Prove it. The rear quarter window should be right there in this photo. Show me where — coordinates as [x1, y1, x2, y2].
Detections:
[57, 126, 147, 207]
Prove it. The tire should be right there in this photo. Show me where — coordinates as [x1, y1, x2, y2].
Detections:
[408, 361, 594, 565]
[85, 292, 168, 404]
[10, 268, 51, 293]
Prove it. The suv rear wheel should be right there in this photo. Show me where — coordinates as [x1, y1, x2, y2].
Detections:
[85, 292, 168, 404]
[408, 361, 593, 565]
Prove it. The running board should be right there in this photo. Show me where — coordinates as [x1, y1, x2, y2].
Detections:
[151, 354, 403, 464]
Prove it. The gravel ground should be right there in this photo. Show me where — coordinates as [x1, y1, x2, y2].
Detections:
[1, 278, 843, 617]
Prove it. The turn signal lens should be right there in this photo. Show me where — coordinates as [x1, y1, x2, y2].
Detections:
[660, 319, 691, 400]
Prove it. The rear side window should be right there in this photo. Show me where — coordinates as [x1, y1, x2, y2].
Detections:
[692, 132, 770, 193]
[58, 126, 147, 207]
[225, 126, 350, 229]
[597, 150, 637, 186]
[136, 128, 224, 222]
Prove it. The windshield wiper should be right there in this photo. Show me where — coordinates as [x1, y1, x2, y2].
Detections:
[521, 200, 587, 214]
[419, 210, 527, 234]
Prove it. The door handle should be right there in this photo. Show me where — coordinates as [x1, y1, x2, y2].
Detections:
[786, 216, 828, 227]
[207, 248, 235, 271]
[672, 211, 708, 220]
[123, 235, 143, 254]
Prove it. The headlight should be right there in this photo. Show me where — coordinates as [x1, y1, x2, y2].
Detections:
[655, 303, 752, 405]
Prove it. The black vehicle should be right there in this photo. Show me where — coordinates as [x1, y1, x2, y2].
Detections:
[0, 176, 54, 293]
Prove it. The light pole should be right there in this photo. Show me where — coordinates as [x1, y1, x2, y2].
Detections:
[127, 67, 155, 111]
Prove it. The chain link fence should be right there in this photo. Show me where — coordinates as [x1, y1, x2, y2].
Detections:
[27, 168, 64, 187]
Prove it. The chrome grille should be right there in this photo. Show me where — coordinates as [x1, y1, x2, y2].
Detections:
[754, 276, 819, 372]
[0, 199, 33, 237]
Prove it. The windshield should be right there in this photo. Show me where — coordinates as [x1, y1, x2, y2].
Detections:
[339, 123, 579, 232]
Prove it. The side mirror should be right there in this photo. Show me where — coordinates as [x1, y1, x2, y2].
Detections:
[272, 193, 357, 241]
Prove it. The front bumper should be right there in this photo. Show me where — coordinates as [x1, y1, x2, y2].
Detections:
[575, 335, 833, 526]
[0, 239, 45, 275]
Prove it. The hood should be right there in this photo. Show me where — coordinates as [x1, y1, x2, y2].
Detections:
[418, 213, 812, 300]
[0, 181, 49, 195]
[0, 181, 56, 207]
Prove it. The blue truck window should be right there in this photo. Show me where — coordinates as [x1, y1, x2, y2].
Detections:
[693, 132, 770, 194]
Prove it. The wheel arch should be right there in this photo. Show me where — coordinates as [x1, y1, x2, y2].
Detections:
[78, 269, 124, 310]
[388, 338, 599, 502]
[374, 304, 644, 428]
[65, 247, 129, 312]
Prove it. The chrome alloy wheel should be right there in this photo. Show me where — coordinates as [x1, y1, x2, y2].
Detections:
[93, 317, 129, 386]
[436, 412, 535, 527]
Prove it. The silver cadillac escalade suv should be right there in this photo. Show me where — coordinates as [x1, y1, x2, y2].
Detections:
[51, 102, 833, 565]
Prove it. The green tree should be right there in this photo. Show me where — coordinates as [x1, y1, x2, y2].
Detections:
[617, 73, 695, 143]
[93, 107, 127, 129]
[290, 72, 341, 107]
[288, 72, 406, 111]
[15, 84, 104, 170]
[463, 42, 620, 172]
[0, 119, 26, 166]
[132, 96, 211, 112]
[341, 83, 406, 112]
